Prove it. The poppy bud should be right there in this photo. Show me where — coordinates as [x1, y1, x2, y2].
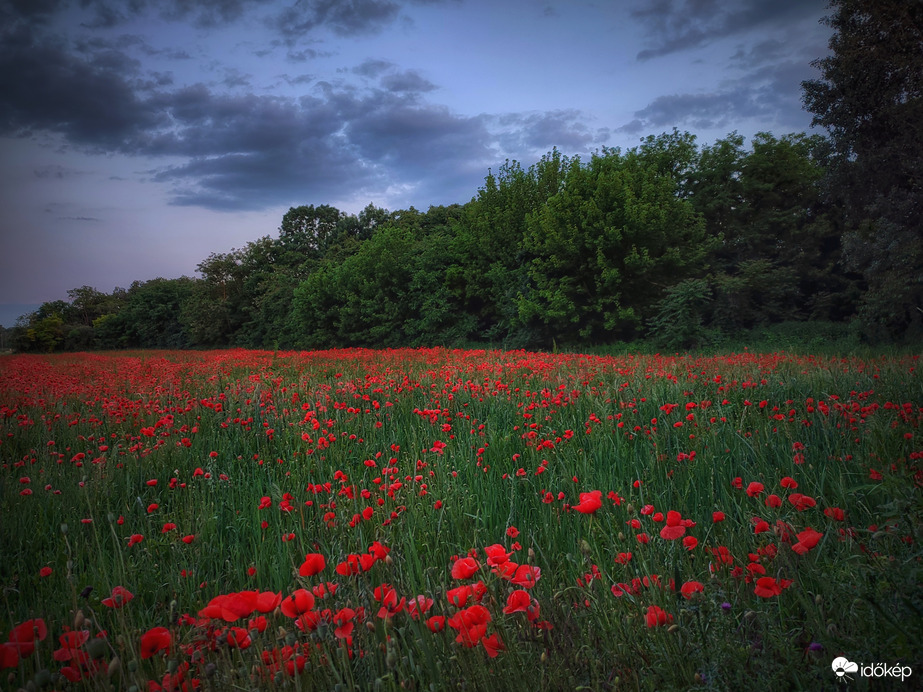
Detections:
[668, 624, 679, 633]
[814, 594, 823, 605]
[87, 637, 108, 659]
[580, 540, 592, 555]
[626, 504, 634, 515]
[618, 532, 624, 541]
[61, 523, 68, 535]
[74, 609, 85, 629]
[108, 657, 121, 678]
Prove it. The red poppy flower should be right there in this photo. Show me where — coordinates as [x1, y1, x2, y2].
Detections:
[333, 608, 356, 640]
[280, 589, 315, 617]
[659, 510, 686, 540]
[139, 627, 171, 659]
[645, 605, 673, 627]
[127, 534, 144, 547]
[753, 577, 784, 598]
[298, 553, 326, 577]
[503, 590, 532, 615]
[451, 557, 479, 580]
[7, 619, 47, 658]
[791, 527, 823, 555]
[482, 633, 505, 658]
[573, 490, 602, 514]
[255, 591, 282, 613]
[101, 586, 134, 608]
[789, 493, 817, 511]
[746, 482, 764, 497]
[508, 563, 541, 588]
[483, 544, 510, 566]
[1, 643, 20, 668]
[335, 555, 362, 576]
[680, 581, 704, 600]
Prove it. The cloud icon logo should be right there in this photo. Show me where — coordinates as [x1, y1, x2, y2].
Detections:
[832, 657, 859, 677]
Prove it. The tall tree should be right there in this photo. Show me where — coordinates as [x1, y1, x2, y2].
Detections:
[802, 0, 923, 340]
[517, 139, 708, 345]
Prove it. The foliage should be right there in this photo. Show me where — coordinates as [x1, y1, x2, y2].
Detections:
[10, 115, 918, 352]
[802, 0, 923, 341]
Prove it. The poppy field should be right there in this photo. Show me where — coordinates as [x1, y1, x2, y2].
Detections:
[1, 348, 920, 691]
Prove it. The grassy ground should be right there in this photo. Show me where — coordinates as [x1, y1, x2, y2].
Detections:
[1, 348, 920, 691]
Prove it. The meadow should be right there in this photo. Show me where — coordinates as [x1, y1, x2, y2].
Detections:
[0, 348, 920, 691]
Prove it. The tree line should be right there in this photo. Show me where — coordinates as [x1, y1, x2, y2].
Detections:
[9, 0, 921, 353]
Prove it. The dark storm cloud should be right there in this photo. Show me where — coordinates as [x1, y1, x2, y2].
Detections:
[269, 0, 401, 42]
[632, 0, 825, 61]
[380, 70, 436, 93]
[496, 110, 598, 152]
[625, 56, 816, 133]
[0, 28, 165, 147]
[351, 59, 436, 92]
[3, 0, 457, 37]
[0, 0, 591, 211]
[352, 58, 396, 78]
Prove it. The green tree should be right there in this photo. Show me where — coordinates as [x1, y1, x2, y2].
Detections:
[517, 138, 708, 345]
[181, 251, 247, 347]
[95, 278, 194, 349]
[451, 151, 570, 344]
[802, 0, 923, 340]
[290, 226, 417, 348]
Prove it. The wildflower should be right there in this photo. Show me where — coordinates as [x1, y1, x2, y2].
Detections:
[101, 586, 134, 608]
[573, 490, 603, 514]
[139, 627, 171, 659]
[753, 577, 790, 598]
[645, 605, 673, 627]
[791, 527, 823, 555]
[280, 589, 315, 617]
[299, 553, 326, 577]
[659, 510, 686, 540]
[680, 581, 704, 599]
[746, 482, 764, 497]
[451, 557, 479, 580]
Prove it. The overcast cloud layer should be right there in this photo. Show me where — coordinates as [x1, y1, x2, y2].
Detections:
[0, 0, 831, 312]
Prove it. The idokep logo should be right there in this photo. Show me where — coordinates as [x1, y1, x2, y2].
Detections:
[831, 657, 913, 683]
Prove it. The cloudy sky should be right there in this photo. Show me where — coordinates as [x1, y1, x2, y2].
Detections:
[0, 0, 832, 326]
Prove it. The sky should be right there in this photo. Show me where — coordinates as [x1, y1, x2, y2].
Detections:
[0, 0, 833, 327]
